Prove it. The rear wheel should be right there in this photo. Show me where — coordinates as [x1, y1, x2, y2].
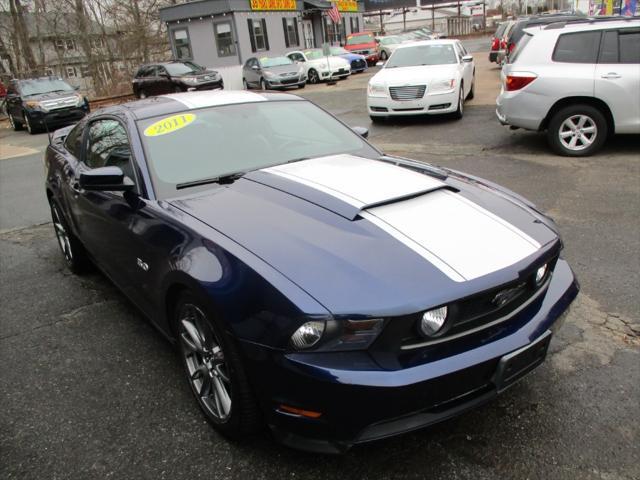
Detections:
[547, 104, 607, 157]
[380, 51, 388, 61]
[174, 292, 261, 439]
[467, 73, 475, 100]
[49, 200, 92, 274]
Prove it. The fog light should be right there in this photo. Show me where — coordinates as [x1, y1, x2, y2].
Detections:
[535, 264, 548, 285]
[420, 306, 448, 337]
[290, 321, 325, 350]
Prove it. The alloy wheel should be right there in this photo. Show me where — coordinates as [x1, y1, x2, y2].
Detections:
[179, 304, 232, 421]
[380, 51, 387, 61]
[25, 113, 33, 134]
[308, 70, 319, 84]
[558, 114, 597, 152]
[51, 203, 73, 264]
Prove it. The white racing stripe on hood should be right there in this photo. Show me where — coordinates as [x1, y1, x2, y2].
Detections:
[262, 154, 446, 208]
[364, 189, 541, 282]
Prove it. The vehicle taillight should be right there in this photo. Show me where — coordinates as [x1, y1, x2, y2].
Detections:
[500, 39, 507, 49]
[508, 42, 516, 53]
[491, 38, 500, 50]
[505, 74, 537, 91]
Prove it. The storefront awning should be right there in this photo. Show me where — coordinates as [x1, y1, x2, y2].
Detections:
[303, 0, 332, 10]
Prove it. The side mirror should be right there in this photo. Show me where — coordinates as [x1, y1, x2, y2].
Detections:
[375, 61, 385, 67]
[79, 166, 134, 192]
[462, 55, 474, 63]
[352, 126, 369, 138]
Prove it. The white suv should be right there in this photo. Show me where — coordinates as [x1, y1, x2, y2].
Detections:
[496, 19, 640, 156]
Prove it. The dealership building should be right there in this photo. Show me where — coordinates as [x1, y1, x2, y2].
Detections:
[159, 0, 366, 69]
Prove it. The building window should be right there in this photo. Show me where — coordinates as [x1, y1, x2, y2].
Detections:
[44, 67, 55, 76]
[214, 22, 236, 57]
[65, 66, 78, 78]
[282, 17, 299, 48]
[324, 17, 344, 45]
[247, 18, 269, 52]
[350, 16, 360, 34]
[55, 38, 76, 51]
[172, 28, 192, 59]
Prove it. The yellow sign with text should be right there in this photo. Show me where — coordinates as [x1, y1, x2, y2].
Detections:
[250, 0, 296, 10]
[144, 114, 195, 137]
[334, 0, 358, 12]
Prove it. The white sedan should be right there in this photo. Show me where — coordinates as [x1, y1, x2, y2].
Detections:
[287, 49, 351, 84]
[367, 40, 475, 122]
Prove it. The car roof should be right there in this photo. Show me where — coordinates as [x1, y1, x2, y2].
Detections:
[101, 90, 304, 121]
[525, 17, 640, 36]
[396, 39, 458, 49]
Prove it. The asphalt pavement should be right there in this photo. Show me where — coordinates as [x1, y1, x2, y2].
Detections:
[1, 37, 639, 480]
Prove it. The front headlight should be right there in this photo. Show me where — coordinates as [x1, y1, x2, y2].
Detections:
[25, 100, 44, 111]
[430, 78, 456, 92]
[264, 70, 277, 79]
[290, 318, 385, 351]
[181, 76, 198, 84]
[368, 82, 387, 97]
[75, 94, 85, 107]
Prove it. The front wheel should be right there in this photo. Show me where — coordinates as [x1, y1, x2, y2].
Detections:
[242, 78, 249, 90]
[49, 200, 92, 274]
[138, 90, 148, 99]
[380, 50, 388, 61]
[24, 111, 38, 134]
[8, 113, 23, 131]
[298, 82, 306, 89]
[175, 293, 261, 438]
[453, 84, 464, 119]
[307, 69, 319, 84]
[467, 73, 475, 100]
[547, 104, 607, 157]
[260, 78, 268, 90]
[370, 115, 386, 124]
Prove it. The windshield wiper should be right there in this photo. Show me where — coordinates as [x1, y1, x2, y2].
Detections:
[176, 171, 245, 190]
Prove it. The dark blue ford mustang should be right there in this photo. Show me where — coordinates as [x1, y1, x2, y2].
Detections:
[44, 90, 578, 453]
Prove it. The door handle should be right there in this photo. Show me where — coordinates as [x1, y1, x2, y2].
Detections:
[601, 73, 621, 79]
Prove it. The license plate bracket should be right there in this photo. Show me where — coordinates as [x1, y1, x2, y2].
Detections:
[493, 330, 552, 393]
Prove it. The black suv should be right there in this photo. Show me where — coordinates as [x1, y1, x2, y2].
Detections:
[132, 61, 223, 98]
[5, 77, 90, 134]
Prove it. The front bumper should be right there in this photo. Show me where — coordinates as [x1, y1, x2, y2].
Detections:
[266, 76, 306, 88]
[28, 105, 89, 128]
[240, 259, 578, 453]
[368, 89, 458, 116]
[186, 80, 224, 91]
[319, 68, 350, 81]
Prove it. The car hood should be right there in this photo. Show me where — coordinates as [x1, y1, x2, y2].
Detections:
[23, 90, 80, 102]
[264, 64, 303, 76]
[373, 64, 459, 85]
[170, 155, 559, 316]
[338, 52, 365, 62]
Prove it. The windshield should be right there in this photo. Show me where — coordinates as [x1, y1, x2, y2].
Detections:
[165, 62, 204, 76]
[330, 47, 349, 55]
[386, 44, 457, 68]
[137, 100, 379, 198]
[19, 78, 74, 96]
[260, 56, 293, 67]
[381, 36, 401, 45]
[347, 33, 374, 45]
[304, 49, 324, 60]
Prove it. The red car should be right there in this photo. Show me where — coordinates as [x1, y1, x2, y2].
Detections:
[345, 32, 379, 65]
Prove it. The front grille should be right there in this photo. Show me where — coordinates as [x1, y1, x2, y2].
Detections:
[279, 72, 297, 78]
[389, 85, 426, 101]
[41, 96, 78, 111]
[280, 77, 299, 85]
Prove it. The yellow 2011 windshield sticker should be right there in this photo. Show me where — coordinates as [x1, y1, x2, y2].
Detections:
[144, 113, 195, 137]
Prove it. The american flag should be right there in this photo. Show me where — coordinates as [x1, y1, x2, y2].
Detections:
[327, 1, 341, 24]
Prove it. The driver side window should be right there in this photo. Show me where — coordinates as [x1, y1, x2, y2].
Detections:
[85, 119, 137, 187]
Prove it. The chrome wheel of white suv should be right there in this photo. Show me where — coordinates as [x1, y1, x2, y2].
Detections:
[547, 104, 607, 157]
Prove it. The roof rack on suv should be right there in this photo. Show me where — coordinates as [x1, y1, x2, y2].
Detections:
[544, 16, 640, 30]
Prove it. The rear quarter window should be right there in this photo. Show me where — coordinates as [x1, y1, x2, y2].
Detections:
[508, 33, 532, 63]
[553, 31, 601, 63]
[619, 29, 640, 64]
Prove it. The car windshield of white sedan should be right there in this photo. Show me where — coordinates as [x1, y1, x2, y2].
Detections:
[304, 50, 324, 60]
[137, 101, 379, 197]
[261, 56, 293, 67]
[386, 44, 457, 68]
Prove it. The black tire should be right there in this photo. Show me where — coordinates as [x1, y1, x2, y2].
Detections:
[298, 82, 306, 89]
[49, 199, 92, 274]
[24, 111, 39, 134]
[453, 84, 464, 119]
[174, 86, 182, 93]
[174, 291, 261, 439]
[547, 104, 607, 157]
[260, 78, 268, 90]
[138, 90, 147, 99]
[380, 50, 388, 61]
[467, 73, 475, 100]
[8, 113, 23, 131]
[308, 69, 319, 84]
[242, 78, 249, 90]
[370, 115, 386, 124]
